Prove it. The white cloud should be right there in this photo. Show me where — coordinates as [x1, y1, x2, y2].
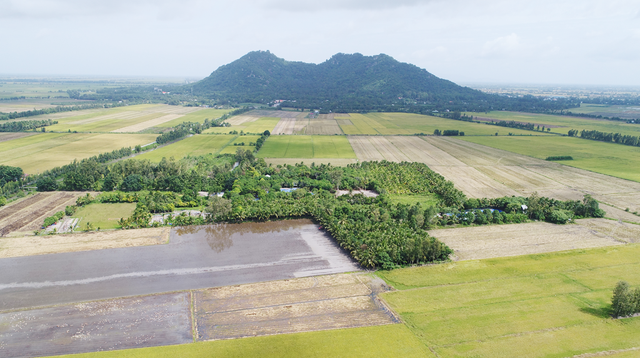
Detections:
[481, 33, 521, 57]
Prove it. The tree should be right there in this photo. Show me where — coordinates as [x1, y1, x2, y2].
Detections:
[612, 281, 634, 317]
[329, 169, 343, 191]
[206, 196, 232, 221]
[36, 177, 58, 191]
[121, 174, 144, 192]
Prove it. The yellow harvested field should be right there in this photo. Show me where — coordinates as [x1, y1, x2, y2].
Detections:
[305, 117, 343, 135]
[347, 135, 640, 221]
[272, 117, 297, 134]
[0, 227, 169, 258]
[111, 114, 183, 132]
[226, 115, 260, 126]
[195, 273, 398, 340]
[69, 110, 150, 125]
[428, 219, 630, 261]
[348, 136, 385, 161]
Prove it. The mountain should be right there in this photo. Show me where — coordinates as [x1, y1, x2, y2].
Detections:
[188, 51, 575, 112]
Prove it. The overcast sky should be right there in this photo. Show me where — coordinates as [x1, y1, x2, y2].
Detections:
[1, 0, 639, 86]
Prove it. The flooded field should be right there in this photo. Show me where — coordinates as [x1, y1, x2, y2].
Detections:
[0, 219, 359, 310]
[0, 273, 395, 358]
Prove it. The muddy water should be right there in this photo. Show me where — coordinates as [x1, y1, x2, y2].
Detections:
[0, 219, 359, 310]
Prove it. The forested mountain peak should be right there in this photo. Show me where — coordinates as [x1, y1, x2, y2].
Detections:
[188, 51, 574, 112]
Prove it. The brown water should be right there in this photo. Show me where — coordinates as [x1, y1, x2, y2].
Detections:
[0, 219, 359, 310]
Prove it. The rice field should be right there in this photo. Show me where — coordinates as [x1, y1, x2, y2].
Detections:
[0, 132, 158, 174]
[459, 135, 640, 182]
[134, 134, 235, 162]
[257, 135, 356, 159]
[467, 110, 640, 136]
[218, 135, 262, 154]
[337, 113, 553, 136]
[377, 244, 640, 357]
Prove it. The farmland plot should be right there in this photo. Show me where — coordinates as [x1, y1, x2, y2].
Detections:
[428, 219, 628, 261]
[304, 116, 343, 135]
[0, 192, 86, 236]
[0, 227, 168, 258]
[0, 132, 157, 173]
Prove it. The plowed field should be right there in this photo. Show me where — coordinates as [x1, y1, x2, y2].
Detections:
[0, 192, 86, 236]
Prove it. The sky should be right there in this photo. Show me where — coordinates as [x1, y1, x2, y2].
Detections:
[1, 0, 639, 86]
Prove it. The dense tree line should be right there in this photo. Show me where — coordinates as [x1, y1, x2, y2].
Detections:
[0, 165, 23, 185]
[579, 129, 640, 147]
[0, 119, 58, 132]
[546, 156, 573, 161]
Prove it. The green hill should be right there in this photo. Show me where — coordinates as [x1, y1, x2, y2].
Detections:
[189, 51, 575, 113]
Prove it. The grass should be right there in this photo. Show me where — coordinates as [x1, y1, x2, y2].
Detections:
[336, 113, 553, 136]
[134, 134, 235, 162]
[0, 132, 158, 174]
[458, 135, 640, 182]
[54, 324, 430, 358]
[72, 203, 136, 230]
[376, 244, 640, 357]
[257, 135, 356, 158]
[466, 110, 640, 137]
[387, 194, 439, 207]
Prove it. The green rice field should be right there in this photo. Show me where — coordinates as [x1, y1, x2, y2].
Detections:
[0, 132, 158, 174]
[257, 135, 356, 159]
[337, 113, 554, 136]
[377, 244, 640, 357]
[459, 135, 640, 182]
[466, 110, 640, 136]
[218, 135, 262, 154]
[72, 203, 136, 230]
[134, 134, 235, 162]
[44, 104, 165, 132]
[56, 324, 428, 358]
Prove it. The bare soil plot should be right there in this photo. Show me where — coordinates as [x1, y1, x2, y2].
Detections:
[0, 227, 169, 258]
[111, 113, 183, 133]
[0, 132, 37, 142]
[424, 136, 541, 166]
[414, 137, 640, 215]
[272, 117, 297, 134]
[226, 115, 260, 126]
[388, 136, 466, 166]
[429, 165, 519, 198]
[69, 110, 147, 125]
[348, 136, 385, 161]
[249, 110, 300, 118]
[368, 136, 410, 162]
[429, 219, 627, 261]
[0, 292, 192, 358]
[195, 273, 398, 340]
[0, 192, 84, 236]
[305, 117, 343, 135]
[264, 158, 358, 167]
